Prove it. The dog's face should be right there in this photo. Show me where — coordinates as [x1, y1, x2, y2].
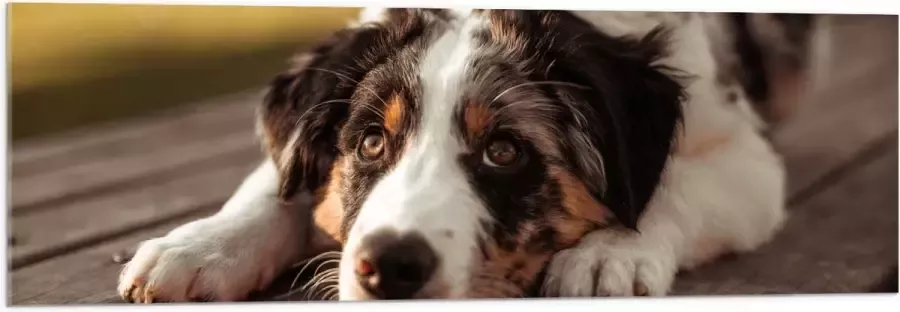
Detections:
[260, 9, 683, 300]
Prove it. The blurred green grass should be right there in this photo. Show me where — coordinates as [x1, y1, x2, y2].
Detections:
[8, 3, 359, 142]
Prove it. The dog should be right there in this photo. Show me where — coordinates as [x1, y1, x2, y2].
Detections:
[117, 9, 815, 301]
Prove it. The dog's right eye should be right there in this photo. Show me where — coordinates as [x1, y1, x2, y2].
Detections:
[358, 130, 386, 161]
[483, 139, 520, 168]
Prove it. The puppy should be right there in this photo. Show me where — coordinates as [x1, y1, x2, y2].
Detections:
[117, 9, 813, 301]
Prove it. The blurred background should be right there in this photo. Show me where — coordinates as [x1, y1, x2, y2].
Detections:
[9, 3, 358, 141]
[6, 4, 897, 305]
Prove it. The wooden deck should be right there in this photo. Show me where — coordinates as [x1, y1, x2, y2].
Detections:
[8, 14, 898, 305]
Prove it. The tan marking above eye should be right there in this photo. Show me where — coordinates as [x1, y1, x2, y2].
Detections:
[360, 132, 386, 160]
[464, 103, 494, 139]
[384, 93, 405, 134]
[483, 139, 519, 167]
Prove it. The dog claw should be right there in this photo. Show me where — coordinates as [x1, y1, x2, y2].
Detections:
[634, 283, 649, 296]
[122, 284, 135, 303]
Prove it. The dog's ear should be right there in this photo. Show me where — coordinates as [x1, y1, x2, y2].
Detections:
[259, 28, 368, 201]
[553, 21, 686, 230]
[259, 9, 431, 201]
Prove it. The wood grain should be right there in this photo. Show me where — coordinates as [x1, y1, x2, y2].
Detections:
[773, 14, 898, 200]
[11, 90, 260, 172]
[10, 209, 218, 305]
[673, 141, 898, 294]
[10, 152, 261, 269]
[12, 131, 259, 215]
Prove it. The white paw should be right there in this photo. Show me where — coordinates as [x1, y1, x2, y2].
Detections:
[117, 218, 281, 302]
[541, 230, 677, 297]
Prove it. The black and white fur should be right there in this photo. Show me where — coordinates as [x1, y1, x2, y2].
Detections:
[117, 9, 814, 301]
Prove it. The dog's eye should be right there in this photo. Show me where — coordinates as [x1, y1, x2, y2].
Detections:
[483, 139, 519, 167]
[359, 131, 385, 161]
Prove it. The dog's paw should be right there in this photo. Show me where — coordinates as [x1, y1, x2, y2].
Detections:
[541, 231, 678, 297]
[117, 219, 279, 303]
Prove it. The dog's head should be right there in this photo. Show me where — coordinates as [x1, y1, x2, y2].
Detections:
[259, 9, 684, 300]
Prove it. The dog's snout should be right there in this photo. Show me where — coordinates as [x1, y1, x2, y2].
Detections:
[354, 229, 438, 299]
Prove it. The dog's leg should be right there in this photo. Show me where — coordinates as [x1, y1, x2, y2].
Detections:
[542, 127, 787, 296]
[117, 159, 310, 302]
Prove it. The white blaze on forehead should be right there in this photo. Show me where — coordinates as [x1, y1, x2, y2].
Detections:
[340, 11, 491, 299]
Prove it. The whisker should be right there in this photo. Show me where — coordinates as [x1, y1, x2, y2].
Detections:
[306, 67, 364, 86]
[293, 99, 353, 127]
[306, 67, 390, 107]
[290, 251, 343, 269]
[275, 280, 317, 301]
[488, 98, 562, 122]
[279, 267, 339, 301]
[286, 253, 343, 297]
[316, 284, 340, 300]
[357, 101, 387, 120]
[302, 271, 339, 292]
[311, 260, 340, 277]
[276, 280, 315, 300]
[291, 67, 391, 123]
[288, 261, 321, 292]
[490, 81, 589, 107]
[300, 269, 339, 292]
[310, 280, 339, 300]
[299, 269, 339, 293]
[294, 256, 340, 280]
[322, 287, 341, 301]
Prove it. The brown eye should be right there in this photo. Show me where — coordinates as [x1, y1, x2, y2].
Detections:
[359, 132, 385, 160]
[483, 139, 519, 167]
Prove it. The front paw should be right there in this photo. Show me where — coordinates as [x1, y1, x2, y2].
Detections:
[541, 231, 677, 297]
[117, 220, 279, 302]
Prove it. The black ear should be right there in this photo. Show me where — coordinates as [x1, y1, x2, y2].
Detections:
[554, 22, 686, 230]
[259, 9, 431, 201]
[259, 30, 366, 201]
[259, 23, 386, 200]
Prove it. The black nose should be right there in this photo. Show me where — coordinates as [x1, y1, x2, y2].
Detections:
[354, 229, 438, 299]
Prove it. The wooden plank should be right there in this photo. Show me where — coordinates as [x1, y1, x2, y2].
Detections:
[672, 140, 898, 294]
[11, 89, 260, 178]
[10, 208, 218, 305]
[11, 129, 258, 215]
[10, 150, 260, 269]
[773, 14, 898, 198]
[9, 88, 262, 219]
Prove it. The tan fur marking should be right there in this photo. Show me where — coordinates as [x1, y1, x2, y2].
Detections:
[302, 157, 345, 258]
[547, 212, 594, 248]
[471, 240, 551, 298]
[550, 167, 611, 225]
[384, 94, 405, 134]
[487, 12, 523, 45]
[464, 103, 494, 139]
